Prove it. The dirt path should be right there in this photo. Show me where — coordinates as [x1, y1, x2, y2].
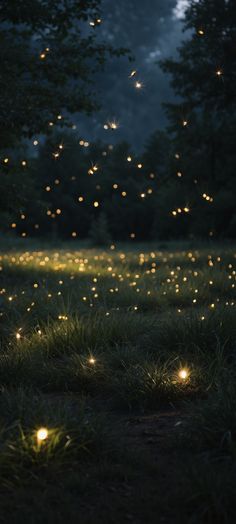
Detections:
[80, 409, 190, 524]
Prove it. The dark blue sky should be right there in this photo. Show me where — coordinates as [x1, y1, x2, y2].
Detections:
[78, 0, 187, 152]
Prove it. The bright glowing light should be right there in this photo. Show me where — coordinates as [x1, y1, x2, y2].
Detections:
[178, 369, 189, 381]
[88, 357, 96, 365]
[135, 81, 143, 90]
[104, 121, 119, 131]
[37, 428, 48, 442]
[129, 70, 137, 78]
[16, 332, 21, 340]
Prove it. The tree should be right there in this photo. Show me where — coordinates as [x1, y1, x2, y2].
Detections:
[159, 0, 236, 238]
[0, 0, 127, 149]
[161, 0, 236, 113]
[0, 1, 128, 233]
[89, 212, 111, 246]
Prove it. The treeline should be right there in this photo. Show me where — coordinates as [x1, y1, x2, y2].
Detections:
[1, 0, 236, 242]
[5, 118, 236, 242]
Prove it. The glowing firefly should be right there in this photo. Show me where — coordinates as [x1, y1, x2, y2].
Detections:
[135, 81, 143, 90]
[178, 369, 189, 381]
[37, 428, 48, 442]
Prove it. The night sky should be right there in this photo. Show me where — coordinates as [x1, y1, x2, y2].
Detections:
[78, 0, 188, 152]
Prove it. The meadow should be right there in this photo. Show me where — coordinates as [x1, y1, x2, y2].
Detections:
[0, 240, 236, 523]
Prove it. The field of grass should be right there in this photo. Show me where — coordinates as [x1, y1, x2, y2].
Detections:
[0, 240, 236, 523]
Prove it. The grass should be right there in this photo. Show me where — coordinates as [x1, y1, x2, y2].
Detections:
[0, 240, 235, 522]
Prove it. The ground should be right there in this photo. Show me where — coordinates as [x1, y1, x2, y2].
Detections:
[0, 240, 235, 523]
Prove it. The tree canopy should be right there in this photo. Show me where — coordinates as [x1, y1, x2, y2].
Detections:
[0, 0, 127, 148]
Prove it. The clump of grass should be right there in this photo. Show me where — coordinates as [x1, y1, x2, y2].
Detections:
[0, 389, 117, 488]
[112, 358, 195, 409]
[182, 378, 236, 452]
[150, 307, 236, 357]
[23, 311, 155, 358]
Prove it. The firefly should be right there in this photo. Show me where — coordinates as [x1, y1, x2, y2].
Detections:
[178, 369, 189, 381]
[37, 427, 48, 442]
[135, 81, 143, 90]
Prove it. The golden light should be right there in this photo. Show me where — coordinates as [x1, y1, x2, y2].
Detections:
[178, 368, 189, 381]
[198, 29, 204, 35]
[127, 156, 132, 162]
[216, 69, 223, 77]
[88, 357, 96, 365]
[135, 81, 143, 90]
[16, 332, 21, 340]
[93, 201, 99, 208]
[37, 427, 48, 442]
[129, 70, 137, 78]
